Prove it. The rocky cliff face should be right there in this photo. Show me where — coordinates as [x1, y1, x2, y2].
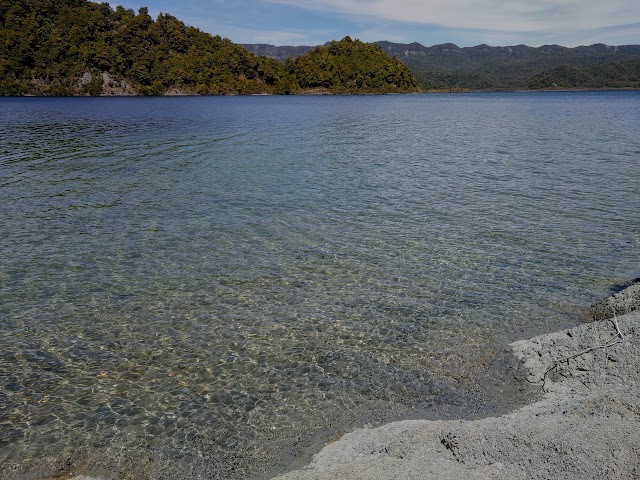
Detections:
[100, 73, 138, 96]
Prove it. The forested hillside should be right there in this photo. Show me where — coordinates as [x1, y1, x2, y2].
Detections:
[4, 0, 634, 95]
[0, 0, 287, 95]
[245, 41, 640, 91]
[378, 42, 640, 90]
[0, 1, 417, 95]
[527, 58, 640, 89]
[286, 37, 417, 94]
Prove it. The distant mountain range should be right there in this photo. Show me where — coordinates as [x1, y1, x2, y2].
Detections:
[240, 44, 316, 63]
[242, 42, 640, 90]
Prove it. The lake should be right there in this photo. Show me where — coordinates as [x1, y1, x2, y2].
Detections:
[1, 92, 639, 479]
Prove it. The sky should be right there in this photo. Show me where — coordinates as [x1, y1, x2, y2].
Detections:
[108, 0, 640, 48]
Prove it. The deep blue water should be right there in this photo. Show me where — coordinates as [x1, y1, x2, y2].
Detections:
[1, 92, 639, 478]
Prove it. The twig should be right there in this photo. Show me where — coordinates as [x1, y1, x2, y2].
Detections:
[545, 307, 625, 378]
[611, 308, 625, 341]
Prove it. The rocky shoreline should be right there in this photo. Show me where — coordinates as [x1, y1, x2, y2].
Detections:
[275, 284, 640, 480]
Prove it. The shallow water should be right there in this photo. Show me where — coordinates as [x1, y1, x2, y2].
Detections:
[1, 92, 639, 478]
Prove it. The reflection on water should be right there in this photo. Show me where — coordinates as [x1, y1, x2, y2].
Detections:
[1, 93, 639, 478]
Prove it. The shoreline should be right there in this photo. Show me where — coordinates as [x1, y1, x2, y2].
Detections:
[14, 283, 640, 480]
[275, 282, 640, 480]
[3, 87, 640, 99]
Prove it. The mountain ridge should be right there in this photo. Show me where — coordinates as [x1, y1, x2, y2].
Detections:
[243, 41, 640, 62]
[242, 41, 640, 90]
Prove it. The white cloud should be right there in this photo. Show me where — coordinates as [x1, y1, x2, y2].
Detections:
[225, 26, 330, 45]
[269, 0, 639, 35]
[106, 0, 640, 46]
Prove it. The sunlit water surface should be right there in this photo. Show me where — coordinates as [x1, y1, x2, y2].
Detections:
[1, 92, 639, 478]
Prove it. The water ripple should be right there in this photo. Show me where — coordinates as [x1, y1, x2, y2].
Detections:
[0, 92, 639, 478]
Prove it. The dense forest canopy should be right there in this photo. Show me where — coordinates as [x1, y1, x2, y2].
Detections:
[287, 37, 417, 93]
[0, 0, 286, 95]
[376, 42, 640, 90]
[527, 58, 640, 90]
[0, 0, 417, 95]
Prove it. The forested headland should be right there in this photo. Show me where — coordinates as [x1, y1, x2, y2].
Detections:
[0, 0, 417, 96]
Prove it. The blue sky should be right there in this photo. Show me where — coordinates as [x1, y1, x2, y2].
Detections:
[108, 0, 640, 47]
